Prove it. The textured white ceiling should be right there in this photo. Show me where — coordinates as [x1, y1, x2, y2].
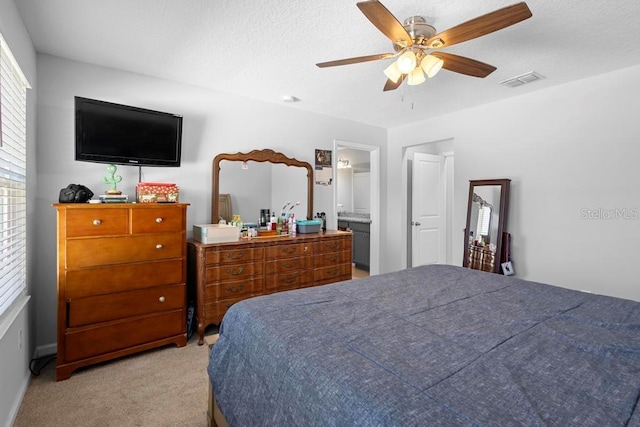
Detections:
[15, 0, 640, 128]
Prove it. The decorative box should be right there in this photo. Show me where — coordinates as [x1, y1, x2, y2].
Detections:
[193, 224, 240, 244]
[296, 219, 322, 234]
[136, 182, 179, 203]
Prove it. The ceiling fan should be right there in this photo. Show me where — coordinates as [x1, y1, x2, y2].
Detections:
[316, 1, 532, 91]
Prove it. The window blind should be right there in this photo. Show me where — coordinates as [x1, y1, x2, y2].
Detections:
[478, 206, 491, 237]
[0, 32, 29, 316]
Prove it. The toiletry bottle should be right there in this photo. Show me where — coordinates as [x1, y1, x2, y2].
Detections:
[291, 213, 296, 237]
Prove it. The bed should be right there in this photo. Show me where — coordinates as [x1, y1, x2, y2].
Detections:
[207, 264, 640, 426]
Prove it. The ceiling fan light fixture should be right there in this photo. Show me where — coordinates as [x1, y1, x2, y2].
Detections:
[421, 55, 444, 78]
[383, 61, 403, 83]
[407, 67, 425, 86]
[428, 38, 445, 49]
[396, 50, 417, 74]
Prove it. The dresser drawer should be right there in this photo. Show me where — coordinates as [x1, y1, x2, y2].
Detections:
[265, 243, 311, 259]
[65, 259, 184, 299]
[64, 309, 185, 362]
[313, 239, 348, 254]
[68, 284, 185, 327]
[66, 233, 184, 268]
[314, 250, 351, 268]
[314, 263, 351, 282]
[265, 256, 312, 274]
[205, 247, 264, 265]
[206, 262, 263, 282]
[66, 208, 129, 237]
[204, 277, 263, 300]
[265, 270, 313, 291]
[132, 207, 185, 234]
[203, 296, 255, 325]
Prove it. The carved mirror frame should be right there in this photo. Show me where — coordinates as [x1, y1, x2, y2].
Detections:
[463, 179, 510, 274]
[212, 149, 314, 223]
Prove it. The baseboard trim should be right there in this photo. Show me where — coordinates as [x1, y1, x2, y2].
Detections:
[34, 342, 57, 358]
[4, 367, 30, 427]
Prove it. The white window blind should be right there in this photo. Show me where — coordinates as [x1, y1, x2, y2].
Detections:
[478, 206, 491, 236]
[0, 32, 29, 316]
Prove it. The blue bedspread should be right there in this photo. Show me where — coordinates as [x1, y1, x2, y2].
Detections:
[208, 264, 640, 426]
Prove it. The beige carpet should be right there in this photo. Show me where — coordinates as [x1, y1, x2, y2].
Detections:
[14, 335, 212, 427]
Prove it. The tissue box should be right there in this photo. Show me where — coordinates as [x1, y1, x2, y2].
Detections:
[136, 182, 179, 203]
[296, 219, 322, 234]
[193, 224, 240, 244]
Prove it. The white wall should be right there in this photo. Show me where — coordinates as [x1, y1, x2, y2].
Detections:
[0, 0, 37, 425]
[388, 65, 640, 301]
[336, 168, 353, 212]
[33, 54, 387, 351]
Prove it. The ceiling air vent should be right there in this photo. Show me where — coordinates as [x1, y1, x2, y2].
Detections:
[499, 71, 545, 88]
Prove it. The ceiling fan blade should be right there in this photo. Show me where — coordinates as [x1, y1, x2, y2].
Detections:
[357, 0, 413, 48]
[426, 2, 532, 49]
[431, 52, 496, 78]
[383, 74, 405, 91]
[316, 53, 395, 68]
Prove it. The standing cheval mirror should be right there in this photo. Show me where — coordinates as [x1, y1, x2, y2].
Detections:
[463, 179, 510, 274]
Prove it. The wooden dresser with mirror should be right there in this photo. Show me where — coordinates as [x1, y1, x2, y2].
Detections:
[188, 149, 352, 345]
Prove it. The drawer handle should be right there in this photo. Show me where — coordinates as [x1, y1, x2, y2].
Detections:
[282, 261, 297, 268]
[156, 217, 164, 223]
[226, 284, 245, 293]
[281, 247, 297, 254]
[92, 219, 101, 226]
[159, 296, 166, 303]
[327, 268, 339, 276]
[226, 252, 245, 260]
[156, 244, 164, 249]
[281, 276, 296, 284]
[227, 267, 245, 275]
[327, 255, 338, 262]
[325, 243, 338, 249]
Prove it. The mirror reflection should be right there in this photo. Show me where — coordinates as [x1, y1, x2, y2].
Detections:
[218, 160, 308, 224]
[336, 148, 371, 214]
[468, 186, 501, 247]
[212, 149, 314, 224]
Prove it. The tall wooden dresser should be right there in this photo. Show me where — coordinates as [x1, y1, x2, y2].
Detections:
[53, 203, 189, 380]
[188, 231, 352, 345]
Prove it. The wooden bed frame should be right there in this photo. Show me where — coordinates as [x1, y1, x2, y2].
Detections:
[205, 334, 228, 427]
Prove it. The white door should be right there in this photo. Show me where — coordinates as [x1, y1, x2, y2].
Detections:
[411, 153, 446, 267]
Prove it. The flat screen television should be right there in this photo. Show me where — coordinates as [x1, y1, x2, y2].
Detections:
[75, 96, 183, 167]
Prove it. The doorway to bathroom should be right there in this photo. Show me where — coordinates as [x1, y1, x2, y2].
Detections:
[333, 140, 380, 277]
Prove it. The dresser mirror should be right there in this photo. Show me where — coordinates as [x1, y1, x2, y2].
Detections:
[212, 149, 314, 224]
[463, 179, 510, 273]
